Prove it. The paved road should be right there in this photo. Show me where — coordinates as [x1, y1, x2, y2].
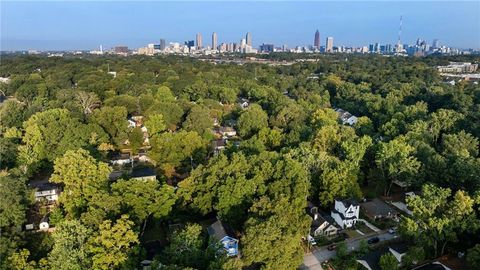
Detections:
[299, 232, 396, 270]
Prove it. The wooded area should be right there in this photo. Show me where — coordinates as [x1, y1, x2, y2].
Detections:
[0, 54, 479, 269]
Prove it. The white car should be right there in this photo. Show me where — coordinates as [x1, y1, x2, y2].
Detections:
[307, 235, 317, 245]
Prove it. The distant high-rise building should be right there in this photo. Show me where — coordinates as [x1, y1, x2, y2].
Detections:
[212, 32, 218, 50]
[326, 37, 334, 53]
[196, 33, 203, 49]
[160, 39, 166, 51]
[246, 32, 252, 47]
[259, 43, 274, 53]
[432, 39, 439, 48]
[185, 40, 195, 48]
[114, 46, 129, 54]
[314, 30, 320, 49]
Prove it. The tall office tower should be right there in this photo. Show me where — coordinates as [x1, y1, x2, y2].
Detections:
[160, 39, 166, 51]
[212, 32, 218, 50]
[246, 32, 252, 47]
[314, 30, 320, 49]
[432, 39, 439, 48]
[196, 33, 203, 49]
[185, 40, 195, 48]
[326, 37, 334, 53]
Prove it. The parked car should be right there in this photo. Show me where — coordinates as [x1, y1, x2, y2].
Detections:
[368, 237, 380, 244]
[327, 244, 337, 251]
[388, 228, 396, 234]
[307, 235, 317, 245]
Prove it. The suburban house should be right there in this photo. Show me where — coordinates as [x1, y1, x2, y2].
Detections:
[207, 220, 239, 257]
[335, 108, 358, 126]
[360, 199, 398, 220]
[212, 139, 226, 155]
[238, 98, 250, 109]
[331, 198, 360, 229]
[110, 152, 133, 166]
[130, 167, 156, 181]
[307, 203, 338, 237]
[218, 126, 237, 138]
[357, 243, 408, 270]
[33, 183, 61, 204]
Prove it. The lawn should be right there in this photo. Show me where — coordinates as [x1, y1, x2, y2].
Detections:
[344, 229, 362, 238]
[355, 222, 375, 234]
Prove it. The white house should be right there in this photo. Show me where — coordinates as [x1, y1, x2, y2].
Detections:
[308, 205, 339, 237]
[34, 184, 60, 203]
[335, 108, 358, 126]
[331, 199, 360, 229]
[218, 126, 237, 137]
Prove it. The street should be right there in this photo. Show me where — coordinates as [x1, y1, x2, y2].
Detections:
[299, 231, 396, 270]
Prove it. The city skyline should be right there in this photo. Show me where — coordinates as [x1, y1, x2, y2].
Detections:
[1, 1, 479, 51]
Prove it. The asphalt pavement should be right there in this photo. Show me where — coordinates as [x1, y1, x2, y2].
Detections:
[299, 231, 396, 270]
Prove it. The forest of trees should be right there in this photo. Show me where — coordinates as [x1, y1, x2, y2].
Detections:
[0, 54, 479, 269]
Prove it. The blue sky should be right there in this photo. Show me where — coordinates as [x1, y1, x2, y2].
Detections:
[1, 1, 479, 51]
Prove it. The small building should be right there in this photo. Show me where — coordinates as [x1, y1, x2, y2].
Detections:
[307, 202, 338, 237]
[39, 215, 50, 231]
[360, 199, 398, 220]
[131, 167, 156, 181]
[110, 152, 133, 166]
[207, 220, 239, 257]
[238, 98, 250, 109]
[335, 108, 358, 126]
[33, 183, 61, 204]
[212, 139, 226, 156]
[331, 198, 360, 229]
[218, 126, 237, 137]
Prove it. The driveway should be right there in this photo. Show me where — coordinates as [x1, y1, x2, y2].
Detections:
[299, 231, 396, 270]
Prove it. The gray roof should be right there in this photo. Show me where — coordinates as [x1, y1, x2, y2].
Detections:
[361, 199, 398, 217]
[131, 167, 156, 178]
[207, 220, 236, 242]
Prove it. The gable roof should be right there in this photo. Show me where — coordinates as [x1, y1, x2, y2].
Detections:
[207, 220, 236, 242]
[336, 198, 359, 208]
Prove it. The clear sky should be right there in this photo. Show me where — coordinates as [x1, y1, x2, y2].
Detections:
[1, 1, 479, 51]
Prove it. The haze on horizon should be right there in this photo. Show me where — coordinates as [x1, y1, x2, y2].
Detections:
[1, 1, 479, 51]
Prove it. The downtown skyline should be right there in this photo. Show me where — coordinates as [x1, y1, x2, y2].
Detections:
[2, 1, 479, 51]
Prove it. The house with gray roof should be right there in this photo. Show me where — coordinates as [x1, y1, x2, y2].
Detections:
[207, 220, 239, 257]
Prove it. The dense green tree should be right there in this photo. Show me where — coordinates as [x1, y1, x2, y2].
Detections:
[144, 113, 166, 137]
[183, 106, 213, 136]
[375, 138, 421, 196]
[18, 109, 91, 170]
[399, 184, 476, 257]
[111, 179, 176, 234]
[237, 104, 268, 138]
[48, 220, 91, 270]
[88, 215, 139, 270]
[467, 244, 480, 269]
[149, 130, 204, 175]
[161, 223, 211, 269]
[50, 149, 111, 217]
[90, 106, 129, 147]
[379, 253, 398, 270]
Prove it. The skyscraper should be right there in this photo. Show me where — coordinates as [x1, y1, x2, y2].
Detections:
[212, 32, 218, 50]
[160, 39, 166, 51]
[196, 33, 203, 50]
[326, 37, 334, 53]
[432, 39, 439, 48]
[246, 32, 252, 47]
[314, 30, 320, 49]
